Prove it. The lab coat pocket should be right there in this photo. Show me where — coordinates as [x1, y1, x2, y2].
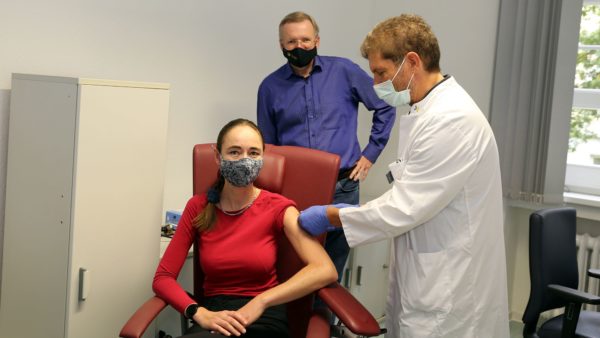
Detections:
[400, 249, 452, 315]
[388, 160, 406, 182]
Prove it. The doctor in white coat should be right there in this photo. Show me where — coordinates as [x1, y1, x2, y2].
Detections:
[299, 14, 509, 338]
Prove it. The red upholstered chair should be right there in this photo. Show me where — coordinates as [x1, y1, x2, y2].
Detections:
[119, 144, 382, 338]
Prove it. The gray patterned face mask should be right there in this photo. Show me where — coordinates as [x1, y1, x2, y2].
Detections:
[220, 157, 264, 187]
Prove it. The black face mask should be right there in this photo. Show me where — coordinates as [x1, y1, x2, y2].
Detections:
[282, 47, 317, 68]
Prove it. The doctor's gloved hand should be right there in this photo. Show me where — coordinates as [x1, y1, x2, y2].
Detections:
[299, 204, 358, 236]
[299, 205, 331, 236]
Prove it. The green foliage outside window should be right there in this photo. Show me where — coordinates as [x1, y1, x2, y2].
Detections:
[570, 109, 599, 152]
[569, 4, 600, 152]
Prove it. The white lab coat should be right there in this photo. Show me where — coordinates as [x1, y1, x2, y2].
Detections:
[340, 77, 509, 338]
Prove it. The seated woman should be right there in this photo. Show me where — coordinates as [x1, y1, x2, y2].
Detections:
[153, 118, 338, 338]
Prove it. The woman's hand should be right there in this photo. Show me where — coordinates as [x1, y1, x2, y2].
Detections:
[194, 307, 248, 336]
[235, 297, 267, 327]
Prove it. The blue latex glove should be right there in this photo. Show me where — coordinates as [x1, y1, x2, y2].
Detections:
[299, 205, 331, 236]
[299, 204, 358, 236]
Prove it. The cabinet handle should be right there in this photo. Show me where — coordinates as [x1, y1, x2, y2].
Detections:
[356, 265, 362, 286]
[343, 268, 351, 288]
[79, 268, 90, 301]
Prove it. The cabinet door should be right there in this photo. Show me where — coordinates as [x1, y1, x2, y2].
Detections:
[66, 83, 169, 338]
[348, 239, 390, 320]
[0, 78, 78, 338]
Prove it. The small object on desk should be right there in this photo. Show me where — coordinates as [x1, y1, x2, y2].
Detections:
[161, 224, 175, 238]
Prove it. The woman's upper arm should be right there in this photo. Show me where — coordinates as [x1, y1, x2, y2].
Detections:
[282, 206, 332, 265]
[153, 200, 197, 289]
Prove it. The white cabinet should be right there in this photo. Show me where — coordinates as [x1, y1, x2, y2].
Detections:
[0, 74, 170, 338]
[346, 241, 390, 321]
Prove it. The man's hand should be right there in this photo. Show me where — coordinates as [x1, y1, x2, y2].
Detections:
[349, 156, 373, 181]
[195, 307, 248, 336]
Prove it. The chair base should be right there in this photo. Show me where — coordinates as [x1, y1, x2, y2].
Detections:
[538, 311, 600, 338]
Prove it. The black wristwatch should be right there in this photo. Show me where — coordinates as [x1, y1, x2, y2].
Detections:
[185, 303, 199, 319]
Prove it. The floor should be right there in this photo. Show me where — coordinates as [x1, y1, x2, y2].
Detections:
[339, 320, 524, 337]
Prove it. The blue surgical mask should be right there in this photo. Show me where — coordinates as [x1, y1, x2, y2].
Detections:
[373, 58, 414, 107]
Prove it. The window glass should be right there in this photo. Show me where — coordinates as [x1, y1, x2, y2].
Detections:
[568, 3, 599, 163]
[565, 2, 600, 195]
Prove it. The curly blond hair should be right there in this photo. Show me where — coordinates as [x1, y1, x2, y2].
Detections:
[360, 14, 441, 72]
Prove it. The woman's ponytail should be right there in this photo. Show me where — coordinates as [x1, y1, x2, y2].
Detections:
[193, 174, 224, 232]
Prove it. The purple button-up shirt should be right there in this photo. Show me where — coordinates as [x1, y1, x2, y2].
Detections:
[257, 55, 396, 170]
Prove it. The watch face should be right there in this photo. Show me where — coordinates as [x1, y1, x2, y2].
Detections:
[186, 304, 198, 318]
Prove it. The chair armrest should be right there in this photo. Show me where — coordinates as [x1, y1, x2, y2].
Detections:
[548, 284, 600, 305]
[317, 282, 381, 336]
[119, 296, 168, 338]
[588, 269, 600, 279]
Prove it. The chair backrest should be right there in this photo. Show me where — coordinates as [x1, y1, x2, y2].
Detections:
[522, 207, 579, 329]
[191, 143, 340, 338]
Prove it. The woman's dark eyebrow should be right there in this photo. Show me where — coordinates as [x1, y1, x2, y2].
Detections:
[224, 145, 241, 152]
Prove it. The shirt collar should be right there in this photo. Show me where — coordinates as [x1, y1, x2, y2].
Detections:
[283, 55, 324, 79]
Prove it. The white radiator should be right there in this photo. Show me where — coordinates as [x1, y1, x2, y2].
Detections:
[541, 233, 600, 320]
[576, 233, 600, 311]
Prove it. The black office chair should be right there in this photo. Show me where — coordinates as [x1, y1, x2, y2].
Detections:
[523, 207, 600, 338]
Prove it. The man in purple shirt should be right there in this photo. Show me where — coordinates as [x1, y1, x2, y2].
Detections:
[257, 11, 395, 281]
